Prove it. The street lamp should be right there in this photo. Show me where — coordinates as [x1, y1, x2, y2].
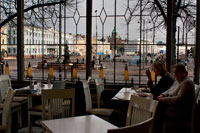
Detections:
[95, 10, 98, 60]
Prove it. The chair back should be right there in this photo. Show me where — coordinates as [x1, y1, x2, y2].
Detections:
[126, 95, 158, 126]
[107, 117, 153, 133]
[194, 85, 200, 105]
[191, 85, 200, 125]
[74, 81, 86, 116]
[87, 76, 92, 84]
[82, 80, 92, 111]
[52, 81, 66, 89]
[41, 89, 75, 120]
[2, 88, 14, 132]
[95, 78, 104, 108]
[0, 75, 12, 103]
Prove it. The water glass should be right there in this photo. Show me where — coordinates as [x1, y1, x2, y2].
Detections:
[37, 81, 41, 88]
[37, 81, 42, 93]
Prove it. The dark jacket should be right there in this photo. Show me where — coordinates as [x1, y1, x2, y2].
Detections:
[148, 72, 174, 98]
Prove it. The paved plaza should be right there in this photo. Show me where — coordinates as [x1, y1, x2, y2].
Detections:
[4, 56, 195, 85]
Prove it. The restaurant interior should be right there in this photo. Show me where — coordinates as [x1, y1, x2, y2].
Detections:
[0, 0, 200, 133]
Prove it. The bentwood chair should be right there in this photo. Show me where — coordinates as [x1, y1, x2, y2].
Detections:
[27, 88, 75, 133]
[0, 88, 14, 133]
[0, 75, 27, 128]
[126, 95, 158, 127]
[0, 75, 27, 104]
[127, 95, 158, 133]
[28, 99, 43, 133]
[107, 117, 153, 133]
[82, 80, 114, 121]
[41, 88, 75, 120]
[107, 95, 158, 133]
[162, 85, 200, 133]
[28, 81, 65, 132]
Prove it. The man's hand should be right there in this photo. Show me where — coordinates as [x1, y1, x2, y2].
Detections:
[156, 94, 165, 102]
[156, 94, 164, 101]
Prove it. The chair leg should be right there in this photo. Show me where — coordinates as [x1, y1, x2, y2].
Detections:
[163, 123, 166, 133]
[191, 124, 194, 133]
[17, 107, 22, 128]
[28, 113, 32, 133]
[8, 112, 11, 133]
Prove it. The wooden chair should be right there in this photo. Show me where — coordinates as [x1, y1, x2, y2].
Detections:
[0, 88, 14, 133]
[121, 95, 158, 133]
[27, 89, 75, 133]
[0, 75, 27, 104]
[41, 89, 75, 120]
[0, 75, 27, 128]
[82, 80, 114, 121]
[163, 85, 200, 133]
[28, 101, 43, 133]
[126, 95, 158, 126]
[94, 78, 104, 108]
[87, 76, 92, 84]
[107, 117, 153, 133]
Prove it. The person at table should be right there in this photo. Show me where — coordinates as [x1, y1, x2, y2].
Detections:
[155, 64, 195, 133]
[146, 61, 174, 98]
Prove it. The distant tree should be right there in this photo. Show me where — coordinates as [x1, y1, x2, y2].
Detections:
[129, 0, 195, 31]
[0, 0, 76, 28]
[129, 0, 195, 67]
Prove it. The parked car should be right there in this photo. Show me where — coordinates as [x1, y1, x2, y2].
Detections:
[70, 52, 80, 56]
[44, 54, 55, 59]
[115, 54, 121, 57]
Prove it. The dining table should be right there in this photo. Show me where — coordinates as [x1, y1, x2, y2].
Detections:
[41, 115, 118, 133]
[14, 83, 53, 109]
[112, 87, 152, 101]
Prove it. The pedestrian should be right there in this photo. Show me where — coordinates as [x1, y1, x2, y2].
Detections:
[150, 59, 153, 65]
[136, 60, 139, 66]
[82, 58, 85, 64]
[76, 58, 79, 64]
[92, 60, 95, 69]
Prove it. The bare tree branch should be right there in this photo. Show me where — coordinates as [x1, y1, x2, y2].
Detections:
[0, 0, 75, 28]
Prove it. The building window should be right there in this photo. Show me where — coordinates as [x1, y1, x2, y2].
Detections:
[8, 48, 11, 53]
[13, 37, 16, 44]
[8, 38, 11, 44]
[13, 48, 16, 53]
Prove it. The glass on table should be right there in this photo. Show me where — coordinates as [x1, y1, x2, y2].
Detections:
[30, 81, 37, 93]
[29, 81, 34, 90]
[36, 81, 42, 93]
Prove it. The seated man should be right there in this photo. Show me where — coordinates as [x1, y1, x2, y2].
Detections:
[155, 64, 195, 132]
[146, 61, 174, 98]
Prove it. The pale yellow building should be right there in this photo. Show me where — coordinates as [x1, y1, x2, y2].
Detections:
[0, 26, 8, 56]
